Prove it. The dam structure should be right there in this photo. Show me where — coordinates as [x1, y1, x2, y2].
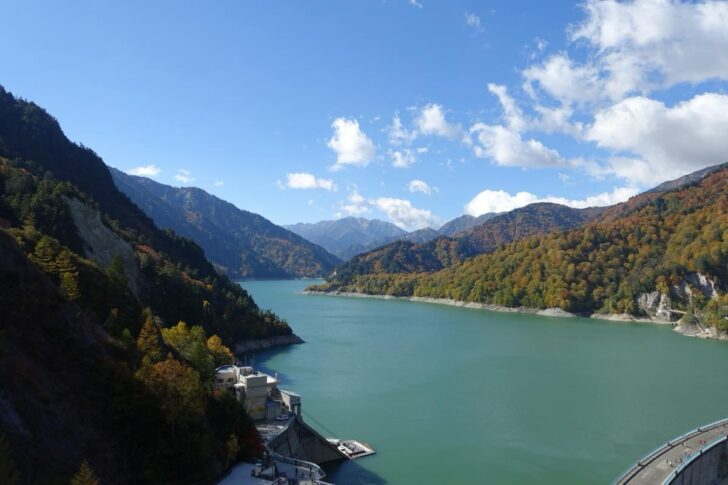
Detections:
[613, 418, 728, 485]
[214, 364, 374, 484]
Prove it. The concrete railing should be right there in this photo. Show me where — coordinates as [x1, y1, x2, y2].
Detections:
[661, 435, 728, 485]
[267, 449, 327, 481]
[612, 417, 728, 484]
[265, 416, 328, 482]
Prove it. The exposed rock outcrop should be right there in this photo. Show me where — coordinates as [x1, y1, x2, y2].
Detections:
[64, 197, 139, 295]
[637, 291, 673, 321]
[637, 272, 720, 322]
[671, 272, 720, 302]
[674, 321, 728, 340]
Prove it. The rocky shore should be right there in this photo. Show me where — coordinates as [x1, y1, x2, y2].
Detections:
[673, 322, 728, 340]
[305, 290, 728, 341]
[234, 333, 305, 354]
[304, 290, 577, 318]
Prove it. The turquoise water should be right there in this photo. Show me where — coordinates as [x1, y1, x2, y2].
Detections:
[240, 279, 728, 485]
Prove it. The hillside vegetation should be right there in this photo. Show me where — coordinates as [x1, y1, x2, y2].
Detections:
[0, 85, 288, 482]
[111, 168, 340, 278]
[313, 168, 728, 330]
[333, 203, 602, 281]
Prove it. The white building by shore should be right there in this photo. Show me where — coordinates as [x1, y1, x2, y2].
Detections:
[214, 365, 286, 421]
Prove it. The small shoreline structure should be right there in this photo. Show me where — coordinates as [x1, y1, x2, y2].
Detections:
[215, 364, 374, 484]
[613, 417, 728, 485]
[304, 290, 728, 341]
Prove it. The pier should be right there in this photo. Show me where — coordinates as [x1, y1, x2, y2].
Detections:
[613, 418, 728, 485]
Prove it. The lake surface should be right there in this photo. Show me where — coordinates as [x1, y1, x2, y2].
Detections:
[240, 279, 728, 485]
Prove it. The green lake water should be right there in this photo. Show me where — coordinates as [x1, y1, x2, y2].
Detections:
[240, 279, 728, 484]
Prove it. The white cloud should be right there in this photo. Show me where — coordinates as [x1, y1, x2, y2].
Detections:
[327, 117, 376, 170]
[214, 180, 224, 187]
[388, 114, 417, 145]
[416, 104, 462, 138]
[286, 172, 337, 191]
[523, 54, 602, 105]
[174, 169, 195, 184]
[558, 173, 575, 185]
[465, 12, 482, 29]
[587, 93, 728, 184]
[532, 104, 583, 136]
[371, 197, 440, 230]
[409, 0, 422, 8]
[339, 190, 369, 216]
[465, 186, 638, 216]
[486, 83, 582, 136]
[468, 123, 566, 168]
[390, 149, 417, 168]
[487, 84, 526, 132]
[571, 0, 728, 95]
[127, 164, 161, 177]
[407, 179, 437, 195]
[523, 1, 728, 105]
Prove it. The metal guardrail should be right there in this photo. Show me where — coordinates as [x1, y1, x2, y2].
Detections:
[268, 449, 327, 480]
[661, 434, 728, 485]
[265, 416, 328, 481]
[612, 417, 728, 484]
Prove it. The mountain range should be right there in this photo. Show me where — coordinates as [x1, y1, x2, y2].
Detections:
[0, 85, 286, 483]
[110, 168, 340, 279]
[285, 217, 410, 260]
[311, 163, 728, 328]
[329, 203, 604, 283]
[285, 213, 499, 261]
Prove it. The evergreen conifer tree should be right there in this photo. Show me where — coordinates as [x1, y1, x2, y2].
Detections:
[136, 310, 162, 363]
[69, 460, 99, 485]
[0, 434, 21, 485]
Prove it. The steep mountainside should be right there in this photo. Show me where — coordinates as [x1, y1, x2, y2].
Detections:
[0, 85, 285, 483]
[110, 168, 340, 278]
[645, 162, 727, 194]
[312, 167, 728, 331]
[341, 225, 441, 259]
[438, 212, 498, 236]
[285, 217, 407, 259]
[404, 227, 441, 243]
[331, 203, 602, 282]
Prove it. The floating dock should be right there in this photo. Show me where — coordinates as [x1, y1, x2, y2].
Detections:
[328, 439, 376, 459]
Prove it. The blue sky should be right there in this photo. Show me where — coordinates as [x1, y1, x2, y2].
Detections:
[2, 0, 727, 229]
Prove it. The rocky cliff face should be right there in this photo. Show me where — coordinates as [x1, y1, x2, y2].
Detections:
[672, 272, 720, 301]
[64, 197, 139, 294]
[637, 272, 721, 321]
[637, 291, 674, 321]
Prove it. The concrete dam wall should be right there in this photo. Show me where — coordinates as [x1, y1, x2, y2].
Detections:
[667, 436, 728, 485]
[268, 416, 345, 465]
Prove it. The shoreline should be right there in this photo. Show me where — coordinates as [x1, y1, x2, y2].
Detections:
[305, 290, 578, 318]
[234, 333, 305, 354]
[304, 290, 727, 341]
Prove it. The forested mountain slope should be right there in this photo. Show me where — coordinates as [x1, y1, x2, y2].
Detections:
[312, 168, 728, 330]
[110, 168, 340, 278]
[0, 85, 286, 482]
[331, 203, 602, 282]
[438, 212, 499, 236]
